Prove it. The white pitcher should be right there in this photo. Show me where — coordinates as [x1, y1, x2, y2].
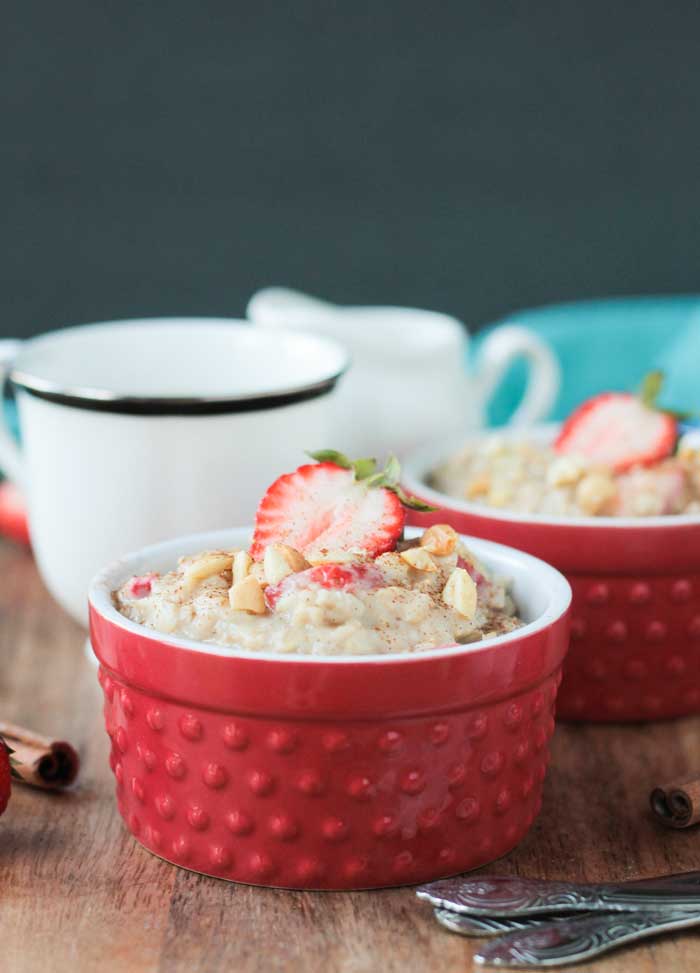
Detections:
[247, 288, 560, 459]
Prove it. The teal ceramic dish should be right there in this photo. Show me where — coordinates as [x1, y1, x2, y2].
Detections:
[476, 295, 700, 425]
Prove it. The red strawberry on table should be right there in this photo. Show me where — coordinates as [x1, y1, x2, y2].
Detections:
[555, 373, 678, 474]
[0, 735, 16, 816]
[250, 450, 436, 561]
[0, 481, 30, 547]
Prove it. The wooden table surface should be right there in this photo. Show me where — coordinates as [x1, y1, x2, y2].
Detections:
[2, 538, 700, 973]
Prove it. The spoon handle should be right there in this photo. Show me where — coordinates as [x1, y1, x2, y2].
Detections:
[474, 910, 700, 968]
[434, 908, 567, 937]
[417, 871, 700, 917]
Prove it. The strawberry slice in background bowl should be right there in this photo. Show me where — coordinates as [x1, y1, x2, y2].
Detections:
[555, 372, 678, 473]
[403, 375, 700, 723]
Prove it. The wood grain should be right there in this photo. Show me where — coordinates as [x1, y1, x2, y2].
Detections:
[1, 538, 700, 972]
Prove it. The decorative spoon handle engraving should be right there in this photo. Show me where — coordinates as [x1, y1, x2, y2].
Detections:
[434, 908, 565, 937]
[417, 871, 700, 917]
[474, 910, 700, 968]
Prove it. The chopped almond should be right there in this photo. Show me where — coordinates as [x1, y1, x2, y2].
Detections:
[546, 455, 585, 488]
[465, 474, 491, 498]
[229, 575, 266, 614]
[419, 523, 458, 557]
[264, 544, 310, 584]
[399, 547, 438, 572]
[233, 550, 253, 586]
[183, 552, 233, 592]
[443, 567, 477, 619]
[575, 472, 616, 515]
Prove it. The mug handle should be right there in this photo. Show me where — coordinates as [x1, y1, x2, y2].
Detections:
[476, 324, 561, 426]
[0, 340, 26, 486]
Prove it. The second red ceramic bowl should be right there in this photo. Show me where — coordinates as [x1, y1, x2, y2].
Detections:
[403, 426, 700, 723]
[89, 526, 570, 890]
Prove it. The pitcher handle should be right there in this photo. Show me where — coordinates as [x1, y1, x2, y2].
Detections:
[0, 340, 26, 486]
[476, 324, 560, 426]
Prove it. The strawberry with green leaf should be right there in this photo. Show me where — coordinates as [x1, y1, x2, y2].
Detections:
[555, 371, 680, 473]
[250, 450, 436, 561]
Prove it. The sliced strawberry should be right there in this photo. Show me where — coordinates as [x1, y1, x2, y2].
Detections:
[0, 481, 30, 547]
[555, 392, 677, 474]
[128, 573, 158, 598]
[251, 462, 405, 561]
[307, 564, 365, 589]
[457, 555, 486, 587]
[265, 562, 383, 609]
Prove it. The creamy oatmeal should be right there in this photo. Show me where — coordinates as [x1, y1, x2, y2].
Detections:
[431, 435, 700, 517]
[115, 525, 522, 656]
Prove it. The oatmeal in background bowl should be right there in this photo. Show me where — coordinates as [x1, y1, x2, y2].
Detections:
[432, 374, 700, 519]
[403, 376, 700, 723]
[432, 433, 700, 518]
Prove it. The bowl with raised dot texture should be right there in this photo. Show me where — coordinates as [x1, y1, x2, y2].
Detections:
[89, 526, 570, 890]
[403, 428, 700, 722]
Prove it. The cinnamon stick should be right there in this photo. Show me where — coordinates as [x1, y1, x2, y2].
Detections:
[0, 721, 79, 790]
[650, 776, 700, 829]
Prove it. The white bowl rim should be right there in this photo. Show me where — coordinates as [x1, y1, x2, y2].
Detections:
[88, 526, 571, 666]
[402, 423, 700, 530]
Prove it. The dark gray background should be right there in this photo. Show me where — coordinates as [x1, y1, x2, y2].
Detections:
[3, 1, 700, 338]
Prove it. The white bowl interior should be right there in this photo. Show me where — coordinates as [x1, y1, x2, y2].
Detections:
[12, 318, 348, 400]
[402, 423, 700, 529]
[89, 526, 571, 664]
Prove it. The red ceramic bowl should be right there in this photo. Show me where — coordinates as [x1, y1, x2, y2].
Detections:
[403, 426, 700, 723]
[89, 526, 570, 890]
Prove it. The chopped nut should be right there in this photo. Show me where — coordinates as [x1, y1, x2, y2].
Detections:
[483, 435, 506, 456]
[679, 431, 700, 461]
[264, 543, 310, 584]
[546, 455, 585, 488]
[374, 552, 412, 585]
[229, 575, 266, 614]
[250, 561, 269, 587]
[630, 492, 662, 517]
[443, 567, 478, 619]
[465, 473, 491, 498]
[419, 523, 458, 557]
[399, 547, 438, 572]
[182, 552, 233, 592]
[233, 550, 253, 586]
[575, 472, 617, 515]
[486, 486, 512, 508]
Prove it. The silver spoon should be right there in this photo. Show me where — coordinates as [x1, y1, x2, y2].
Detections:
[417, 871, 700, 917]
[434, 908, 560, 937]
[474, 909, 700, 968]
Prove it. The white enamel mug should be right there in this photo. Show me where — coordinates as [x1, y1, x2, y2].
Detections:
[248, 288, 560, 458]
[0, 319, 348, 625]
